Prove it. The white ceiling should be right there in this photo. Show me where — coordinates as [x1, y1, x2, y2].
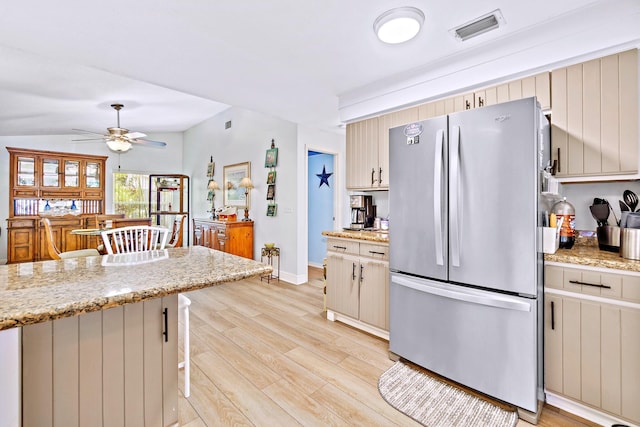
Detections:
[0, 0, 639, 137]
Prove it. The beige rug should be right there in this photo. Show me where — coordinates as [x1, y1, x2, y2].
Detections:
[378, 361, 518, 427]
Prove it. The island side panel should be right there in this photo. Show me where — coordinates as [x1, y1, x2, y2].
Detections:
[53, 316, 79, 427]
[79, 311, 103, 426]
[162, 294, 179, 425]
[0, 329, 21, 427]
[22, 322, 53, 427]
[103, 306, 125, 426]
[124, 303, 144, 426]
[144, 297, 164, 427]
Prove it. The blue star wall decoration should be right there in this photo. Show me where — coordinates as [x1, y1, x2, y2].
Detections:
[316, 165, 333, 188]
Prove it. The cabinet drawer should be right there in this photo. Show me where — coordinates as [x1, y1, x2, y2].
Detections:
[360, 242, 389, 261]
[40, 190, 83, 198]
[545, 265, 633, 301]
[326, 238, 359, 255]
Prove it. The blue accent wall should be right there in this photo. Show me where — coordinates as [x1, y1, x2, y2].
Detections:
[308, 152, 334, 266]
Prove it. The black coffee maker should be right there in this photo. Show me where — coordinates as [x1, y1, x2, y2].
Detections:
[350, 195, 375, 229]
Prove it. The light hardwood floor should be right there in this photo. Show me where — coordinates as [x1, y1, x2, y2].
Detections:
[177, 267, 594, 426]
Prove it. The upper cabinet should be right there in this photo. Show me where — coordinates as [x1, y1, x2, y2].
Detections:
[346, 117, 380, 190]
[551, 49, 638, 178]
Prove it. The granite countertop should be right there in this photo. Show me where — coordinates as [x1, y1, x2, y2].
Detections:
[322, 230, 389, 243]
[0, 246, 271, 331]
[544, 236, 640, 273]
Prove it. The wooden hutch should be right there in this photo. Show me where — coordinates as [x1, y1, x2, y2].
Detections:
[6, 147, 108, 263]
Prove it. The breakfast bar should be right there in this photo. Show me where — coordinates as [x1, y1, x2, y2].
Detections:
[0, 246, 271, 427]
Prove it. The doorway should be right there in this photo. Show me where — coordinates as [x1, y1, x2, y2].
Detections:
[308, 151, 335, 268]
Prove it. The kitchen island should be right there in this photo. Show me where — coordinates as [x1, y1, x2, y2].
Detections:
[0, 246, 271, 427]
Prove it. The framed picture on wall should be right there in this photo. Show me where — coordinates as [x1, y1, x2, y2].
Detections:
[265, 148, 278, 168]
[266, 184, 275, 200]
[267, 204, 277, 216]
[267, 170, 276, 184]
[223, 161, 251, 208]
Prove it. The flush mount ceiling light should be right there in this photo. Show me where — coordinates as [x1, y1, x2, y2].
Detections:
[450, 9, 505, 41]
[374, 7, 425, 44]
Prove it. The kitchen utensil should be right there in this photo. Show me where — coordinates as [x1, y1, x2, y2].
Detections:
[604, 199, 619, 227]
[589, 204, 610, 227]
[623, 189, 639, 212]
[620, 200, 630, 212]
[621, 228, 640, 260]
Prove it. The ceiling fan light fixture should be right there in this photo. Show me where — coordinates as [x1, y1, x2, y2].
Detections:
[374, 7, 425, 44]
[106, 138, 132, 152]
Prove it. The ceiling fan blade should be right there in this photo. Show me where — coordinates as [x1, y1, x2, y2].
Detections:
[132, 138, 167, 147]
[72, 128, 106, 136]
[72, 137, 107, 142]
[124, 131, 147, 139]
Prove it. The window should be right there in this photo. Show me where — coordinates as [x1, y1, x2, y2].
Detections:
[113, 172, 150, 218]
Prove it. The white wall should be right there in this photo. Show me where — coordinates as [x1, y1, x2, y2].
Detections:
[0, 133, 184, 263]
[183, 107, 305, 282]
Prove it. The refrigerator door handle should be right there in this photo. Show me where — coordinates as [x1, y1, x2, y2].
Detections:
[450, 125, 461, 267]
[392, 275, 531, 312]
[433, 129, 445, 266]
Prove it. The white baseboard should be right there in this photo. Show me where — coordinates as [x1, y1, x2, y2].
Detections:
[326, 310, 389, 340]
[545, 391, 638, 427]
[277, 270, 306, 285]
[308, 261, 324, 269]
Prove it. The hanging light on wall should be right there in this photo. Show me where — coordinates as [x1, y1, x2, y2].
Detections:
[374, 7, 425, 44]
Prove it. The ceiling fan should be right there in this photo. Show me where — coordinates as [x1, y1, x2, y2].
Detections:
[73, 103, 167, 152]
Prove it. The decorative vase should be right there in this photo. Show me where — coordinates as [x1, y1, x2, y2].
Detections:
[44, 200, 51, 211]
[70, 200, 77, 210]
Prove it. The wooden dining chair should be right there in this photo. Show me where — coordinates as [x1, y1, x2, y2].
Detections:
[41, 218, 100, 260]
[166, 215, 187, 248]
[100, 225, 170, 254]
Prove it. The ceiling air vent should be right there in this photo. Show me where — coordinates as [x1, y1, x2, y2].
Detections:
[450, 9, 505, 41]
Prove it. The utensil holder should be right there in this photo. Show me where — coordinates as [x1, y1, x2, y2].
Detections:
[542, 227, 559, 254]
[620, 228, 640, 260]
[596, 225, 620, 252]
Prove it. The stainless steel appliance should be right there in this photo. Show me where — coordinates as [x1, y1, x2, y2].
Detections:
[350, 195, 374, 229]
[389, 97, 549, 413]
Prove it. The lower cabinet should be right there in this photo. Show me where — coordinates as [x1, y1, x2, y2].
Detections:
[545, 264, 640, 425]
[193, 218, 254, 259]
[21, 295, 179, 427]
[326, 237, 389, 337]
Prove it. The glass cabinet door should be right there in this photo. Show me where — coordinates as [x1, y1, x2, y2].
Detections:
[63, 160, 80, 188]
[16, 156, 36, 187]
[41, 158, 61, 188]
[85, 161, 101, 188]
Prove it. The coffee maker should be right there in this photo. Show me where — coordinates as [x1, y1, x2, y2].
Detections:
[350, 195, 375, 229]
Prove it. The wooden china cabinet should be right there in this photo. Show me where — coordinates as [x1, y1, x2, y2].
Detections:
[6, 147, 107, 263]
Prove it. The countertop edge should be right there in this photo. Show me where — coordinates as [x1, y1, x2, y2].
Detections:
[322, 230, 389, 243]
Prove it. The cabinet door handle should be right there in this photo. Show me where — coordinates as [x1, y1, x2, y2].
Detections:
[378, 167, 382, 186]
[332, 245, 347, 250]
[557, 147, 561, 173]
[478, 97, 484, 107]
[360, 264, 364, 282]
[371, 168, 377, 185]
[162, 307, 168, 342]
[550, 301, 555, 330]
[352, 262, 356, 280]
[569, 280, 611, 289]
[368, 250, 386, 256]
[465, 100, 471, 110]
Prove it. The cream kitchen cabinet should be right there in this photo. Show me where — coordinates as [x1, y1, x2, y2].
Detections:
[346, 117, 380, 189]
[22, 295, 179, 427]
[544, 264, 640, 426]
[325, 237, 389, 338]
[551, 49, 638, 178]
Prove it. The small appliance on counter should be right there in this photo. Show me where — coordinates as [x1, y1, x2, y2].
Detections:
[349, 195, 375, 229]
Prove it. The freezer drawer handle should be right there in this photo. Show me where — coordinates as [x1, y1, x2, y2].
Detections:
[550, 301, 555, 330]
[433, 129, 445, 266]
[569, 280, 611, 289]
[392, 275, 531, 312]
[450, 125, 461, 267]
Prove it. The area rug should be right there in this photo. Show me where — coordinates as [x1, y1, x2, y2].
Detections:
[378, 361, 518, 427]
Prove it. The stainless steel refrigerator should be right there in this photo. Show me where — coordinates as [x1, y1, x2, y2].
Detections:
[389, 97, 549, 413]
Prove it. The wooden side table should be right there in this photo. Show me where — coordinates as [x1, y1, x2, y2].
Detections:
[260, 247, 280, 283]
